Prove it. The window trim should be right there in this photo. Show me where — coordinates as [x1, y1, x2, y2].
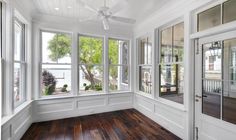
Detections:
[158, 20, 185, 105]
[13, 17, 27, 108]
[136, 35, 153, 95]
[108, 37, 130, 92]
[39, 30, 73, 98]
[78, 34, 105, 94]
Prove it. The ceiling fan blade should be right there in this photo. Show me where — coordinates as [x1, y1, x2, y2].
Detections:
[111, 16, 136, 24]
[102, 18, 110, 30]
[77, 0, 98, 13]
[109, 0, 128, 15]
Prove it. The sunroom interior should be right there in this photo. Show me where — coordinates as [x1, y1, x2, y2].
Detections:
[1, 0, 236, 140]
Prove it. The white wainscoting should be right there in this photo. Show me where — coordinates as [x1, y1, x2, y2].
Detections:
[1, 103, 33, 140]
[33, 93, 133, 122]
[134, 94, 186, 139]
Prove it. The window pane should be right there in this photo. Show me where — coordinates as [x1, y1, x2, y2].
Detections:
[161, 27, 172, 63]
[202, 42, 222, 119]
[79, 36, 103, 64]
[108, 39, 129, 65]
[138, 37, 152, 64]
[223, 38, 236, 124]
[198, 5, 221, 31]
[14, 63, 25, 105]
[223, 0, 236, 24]
[14, 20, 24, 61]
[173, 22, 184, 62]
[139, 66, 152, 94]
[41, 64, 71, 96]
[159, 64, 184, 104]
[79, 65, 103, 92]
[42, 32, 72, 63]
[109, 66, 129, 91]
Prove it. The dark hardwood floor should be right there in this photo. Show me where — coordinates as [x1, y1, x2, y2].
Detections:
[21, 109, 181, 140]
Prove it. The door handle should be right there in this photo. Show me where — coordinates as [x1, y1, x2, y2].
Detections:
[195, 95, 202, 99]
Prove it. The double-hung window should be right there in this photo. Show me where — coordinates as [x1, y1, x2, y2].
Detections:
[13, 18, 26, 107]
[78, 35, 103, 93]
[108, 38, 130, 92]
[137, 36, 152, 94]
[159, 22, 184, 104]
[41, 31, 72, 96]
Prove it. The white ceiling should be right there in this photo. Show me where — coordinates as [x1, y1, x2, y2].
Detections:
[32, 0, 174, 23]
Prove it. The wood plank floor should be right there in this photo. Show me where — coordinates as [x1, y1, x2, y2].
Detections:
[21, 109, 181, 140]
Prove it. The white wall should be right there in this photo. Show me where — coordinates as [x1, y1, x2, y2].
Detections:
[132, 0, 212, 140]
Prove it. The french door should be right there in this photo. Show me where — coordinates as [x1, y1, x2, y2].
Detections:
[195, 31, 236, 140]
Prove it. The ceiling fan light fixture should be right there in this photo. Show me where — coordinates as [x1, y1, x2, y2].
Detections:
[102, 18, 109, 30]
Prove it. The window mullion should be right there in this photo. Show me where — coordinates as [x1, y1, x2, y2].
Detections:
[104, 36, 109, 93]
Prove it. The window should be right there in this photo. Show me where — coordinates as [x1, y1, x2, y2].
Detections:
[197, 0, 236, 32]
[14, 19, 26, 107]
[78, 35, 103, 93]
[108, 38, 129, 91]
[197, 5, 221, 32]
[138, 36, 152, 94]
[159, 22, 184, 104]
[223, 0, 236, 24]
[41, 31, 72, 96]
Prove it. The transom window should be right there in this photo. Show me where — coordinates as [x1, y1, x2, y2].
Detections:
[159, 22, 184, 104]
[197, 0, 236, 32]
[41, 31, 72, 96]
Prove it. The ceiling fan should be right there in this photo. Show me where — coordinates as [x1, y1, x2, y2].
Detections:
[78, 0, 136, 30]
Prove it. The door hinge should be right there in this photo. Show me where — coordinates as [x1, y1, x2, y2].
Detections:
[195, 127, 199, 140]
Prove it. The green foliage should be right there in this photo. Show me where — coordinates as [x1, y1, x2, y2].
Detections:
[48, 34, 71, 62]
[61, 84, 68, 92]
[42, 70, 57, 95]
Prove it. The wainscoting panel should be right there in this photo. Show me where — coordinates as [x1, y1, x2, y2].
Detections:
[34, 93, 133, 122]
[134, 94, 186, 139]
[1, 103, 33, 140]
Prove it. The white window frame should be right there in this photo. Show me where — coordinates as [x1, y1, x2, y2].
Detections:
[78, 34, 105, 94]
[157, 19, 185, 105]
[13, 17, 26, 108]
[136, 35, 153, 95]
[108, 37, 130, 92]
[39, 30, 73, 98]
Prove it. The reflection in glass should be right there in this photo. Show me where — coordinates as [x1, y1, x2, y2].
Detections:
[198, 5, 221, 31]
[139, 37, 152, 64]
[223, 0, 236, 24]
[173, 23, 184, 62]
[109, 66, 129, 91]
[139, 67, 152, 94]
[41, 64, 71, 96]
[79, 65, 103, 92]
[161, 27, 172, 63]
[223, 38, 236, 124]
[160, 64, 184, 104]
[202, 42, 222, 119]
[109, 39, 129, 65]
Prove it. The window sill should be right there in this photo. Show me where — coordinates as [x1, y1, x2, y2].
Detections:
[36, 91, 133, 101]
[135, 92, 186, 112]
[1, 100, 33, 126]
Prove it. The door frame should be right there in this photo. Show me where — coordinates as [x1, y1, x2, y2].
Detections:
[194, 30, 236, 140]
